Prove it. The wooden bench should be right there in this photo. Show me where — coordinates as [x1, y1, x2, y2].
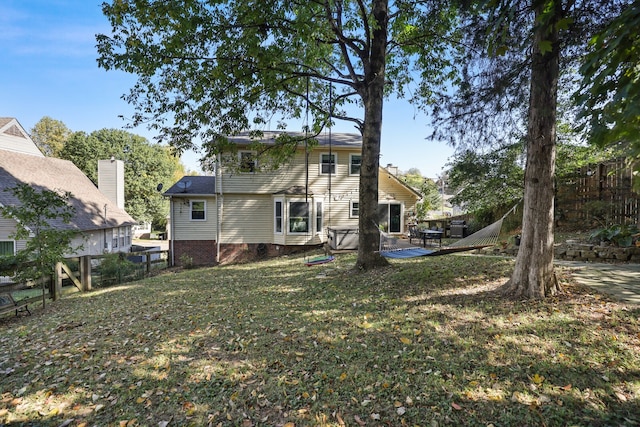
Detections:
[0, 293, 31, 317]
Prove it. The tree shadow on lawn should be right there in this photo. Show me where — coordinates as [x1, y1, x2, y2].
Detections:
[1, 254, 639, 426]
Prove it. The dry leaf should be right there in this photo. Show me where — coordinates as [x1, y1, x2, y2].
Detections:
[354, 415, 366, 426]
[339, 372, 347, 381]
[399, 337, 412, 345]
[451, 402, 462, 410]
[531, 373, 545, 384]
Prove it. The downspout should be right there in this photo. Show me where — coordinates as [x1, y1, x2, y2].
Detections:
[170, 196, 175, 266]
[216, 157, 223, 264]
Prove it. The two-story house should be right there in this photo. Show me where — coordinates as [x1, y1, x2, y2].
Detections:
[164, 131, 421, 265]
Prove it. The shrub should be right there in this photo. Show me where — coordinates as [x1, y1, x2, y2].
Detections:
[588, 224, 638, 247]
[98, 253, 139, 286]
[179, 253, 194, 269]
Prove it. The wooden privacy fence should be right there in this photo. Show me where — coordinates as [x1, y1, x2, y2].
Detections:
[555, 158, 639, 228]
[0, 249, 169, 310]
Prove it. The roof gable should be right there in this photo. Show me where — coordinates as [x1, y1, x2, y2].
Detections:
[0, 117, 44, 157]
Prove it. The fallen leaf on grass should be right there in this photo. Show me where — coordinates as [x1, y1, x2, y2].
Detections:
[531, 373, 545, 384]
[399, 337, 412, 345]
[451, 402, 462, 410]
[354, 415, 366, 426]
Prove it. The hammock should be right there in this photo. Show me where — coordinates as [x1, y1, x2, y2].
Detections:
[380, 203, 519, 259]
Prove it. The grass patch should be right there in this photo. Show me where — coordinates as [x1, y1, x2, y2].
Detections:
[1, 254, 639, 426]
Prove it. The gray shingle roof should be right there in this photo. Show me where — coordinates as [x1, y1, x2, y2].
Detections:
[164, 176, 216, 196]
[226, 131, 362, 148]
[0, 150, 136, 231]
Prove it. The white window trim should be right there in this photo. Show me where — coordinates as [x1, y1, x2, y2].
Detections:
[349, 154, 362, 176]
[319, 152, 338, 176]
[190, 200, 207, 221]
[350, 200, 359, 218]
[288, 200, 311, 235]
[238, 150, 258, 173]
[274, 198, 284, 235]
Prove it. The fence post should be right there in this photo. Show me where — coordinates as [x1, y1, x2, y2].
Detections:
[54, 262, 63, 301]
[146, 251, 152, 276]
[80, 256, 92, 291]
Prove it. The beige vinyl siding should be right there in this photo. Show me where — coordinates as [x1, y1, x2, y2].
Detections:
[171, 196, 218, 241]
[378, 174, 420, 214]
[73, 232, 103, 256]
[220, 195, 272, 244]
[221, 147, 361, 195]
[98, 159, 125, 209]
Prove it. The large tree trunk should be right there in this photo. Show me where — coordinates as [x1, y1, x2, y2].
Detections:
[503, 1, 562, 298]
[356, 0, 389, 270]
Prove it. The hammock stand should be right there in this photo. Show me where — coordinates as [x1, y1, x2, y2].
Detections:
[380, 203, 520, 259]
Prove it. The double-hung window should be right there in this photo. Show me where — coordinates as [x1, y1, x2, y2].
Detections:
[191, 200, 206, 221]
[239, 151, 257, 172]
[316, 201, 323, 234]
[274, 199, 283, 234]
[349, 154, 362, 176]
[350, 201, 360, 218]
[320, 153, 337, 175]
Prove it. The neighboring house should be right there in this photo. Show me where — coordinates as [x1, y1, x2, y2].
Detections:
[164, 131, 421, 265]
[0, 118, 136, 261]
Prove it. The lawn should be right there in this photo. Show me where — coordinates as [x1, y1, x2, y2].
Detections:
[1, 253, 639, 426]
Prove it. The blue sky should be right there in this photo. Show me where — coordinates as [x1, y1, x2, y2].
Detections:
[1, 0, 454, 179]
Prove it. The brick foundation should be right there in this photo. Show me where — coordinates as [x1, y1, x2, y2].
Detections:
[173, 240, 217, 266]
[173, 241, 323, 266]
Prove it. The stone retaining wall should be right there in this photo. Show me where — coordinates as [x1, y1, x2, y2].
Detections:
[476, 243, 640, 263]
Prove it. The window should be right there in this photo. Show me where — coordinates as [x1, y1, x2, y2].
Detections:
[350, 201, 359, 218]
[239, 151, 257, 172]
[320, 153, 337, 175]
[289, 201, 309, 233]
[191, 200, 206, 221]
[0, 241, 15, 256]
[274, 199, 283, 234]
[119, 227, 125, 247]
[316, 201, 323, 234]
[125, 227, 131, 246]
[350, 154, 362, 175]
[112, 228, 119, 249]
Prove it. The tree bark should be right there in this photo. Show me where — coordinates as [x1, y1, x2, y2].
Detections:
[356, 0, 389, 270]
[503, 1, 562, 298]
